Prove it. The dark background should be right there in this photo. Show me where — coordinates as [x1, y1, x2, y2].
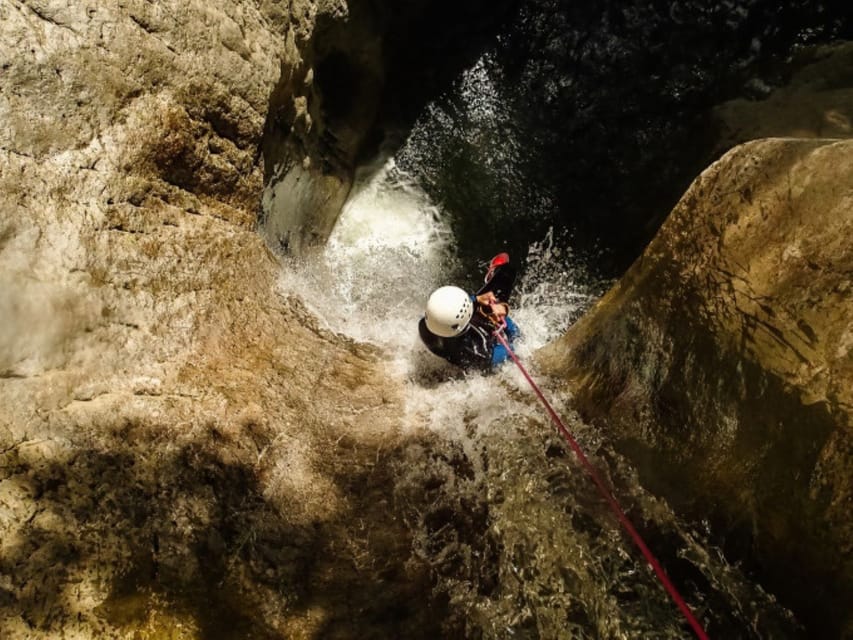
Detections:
[385, 0, 853, 278]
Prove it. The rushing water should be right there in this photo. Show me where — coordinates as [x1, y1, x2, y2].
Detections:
[277, 154, 804, 638]
[275, 3, 853, 635]
[393, 1, 853, 276]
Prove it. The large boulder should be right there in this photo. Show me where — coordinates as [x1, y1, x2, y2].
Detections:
[538, 137, 853, 636]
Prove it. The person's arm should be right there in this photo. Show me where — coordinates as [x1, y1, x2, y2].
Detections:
[475, 262, 517, 302]
[475, 292, 509, 323]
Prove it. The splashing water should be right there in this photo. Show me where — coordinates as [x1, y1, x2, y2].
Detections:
[278, 157, 452, 354]
[276, 163, 803, 638]
[278, 154, 601, 380]
[275, 48, 805, 638]
[276, 140, 608, 496]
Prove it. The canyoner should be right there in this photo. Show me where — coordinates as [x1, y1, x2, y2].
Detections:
[418, 253, 521, 371]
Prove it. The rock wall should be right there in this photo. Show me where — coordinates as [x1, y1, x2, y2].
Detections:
[4, 0, 851, 636]
[713, 42, 853, 153]
[258, 0, 516, 255]
[538, 137, 853, 636]
[0, 1, 444, 637]
[259, 0, 374, 254]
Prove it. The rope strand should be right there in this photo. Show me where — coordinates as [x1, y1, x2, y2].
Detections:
[493, 330, 709, 639]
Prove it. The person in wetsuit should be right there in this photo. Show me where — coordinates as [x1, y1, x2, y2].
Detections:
[418, 254, 520, 372]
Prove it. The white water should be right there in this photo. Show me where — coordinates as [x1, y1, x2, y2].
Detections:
[271, 47, 806, 640]
[277, 47, 602, 381]
[277, 153, 605, 452]
[277, 157, 454, 359]
[278, 163, 601, 348]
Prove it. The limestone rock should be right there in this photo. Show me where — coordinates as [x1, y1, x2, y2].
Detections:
[0, 2, 438, 637]
[713, 42, 853, 151]
[258, 0, 517, 255]
[538, 137, 853, 635]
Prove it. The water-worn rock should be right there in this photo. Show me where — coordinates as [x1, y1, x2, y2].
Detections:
[713, 42, 853, 153]
[0, 2, 441, 637]
[539, 137, 853, 636]
[258, 0, 516, 256]
[4, 0, 851, 636]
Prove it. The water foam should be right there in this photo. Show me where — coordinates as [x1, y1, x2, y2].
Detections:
[276, 150, 605, 451]
[271, 46, 805, 640]
[280, 162, 600, 348]
[278, 157, 454, 354]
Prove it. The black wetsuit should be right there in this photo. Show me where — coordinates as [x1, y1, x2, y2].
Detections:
[418, 263, 518, 371]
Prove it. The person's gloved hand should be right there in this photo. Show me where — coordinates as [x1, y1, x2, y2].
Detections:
[476, 292, 508, 322]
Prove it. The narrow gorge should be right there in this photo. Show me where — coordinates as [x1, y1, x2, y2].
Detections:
[1, 1, 851, 638]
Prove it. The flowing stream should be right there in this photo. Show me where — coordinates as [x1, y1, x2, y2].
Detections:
[276, 147, 801, 640]
[272, 3, 853, 633]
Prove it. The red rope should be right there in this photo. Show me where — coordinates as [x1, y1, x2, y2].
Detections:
[494, 330, 709, 639]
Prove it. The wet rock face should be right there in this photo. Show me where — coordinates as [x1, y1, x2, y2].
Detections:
[0, 2, 445, 637]
[403, 1, 853, 276]
[539, 138, 853, 636]
[713, 42, 853, 154]
[259, 0, 515, 255]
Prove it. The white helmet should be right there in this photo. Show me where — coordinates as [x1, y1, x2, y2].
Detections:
[424, 286, 473, 337]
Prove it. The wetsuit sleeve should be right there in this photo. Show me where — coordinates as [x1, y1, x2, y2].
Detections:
[504, 316, 519, 339]
[419, 317, 446, 356]
[419, 317, 493, 371]
[476, 262, 517, 302]
[491, 316, 519, 368]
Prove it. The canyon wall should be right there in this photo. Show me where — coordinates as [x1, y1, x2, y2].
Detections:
[2, 0, 851, 636]
[537, 47, 853, 634]
[539, 136, 853, 636]
[0, 2, 443, 637]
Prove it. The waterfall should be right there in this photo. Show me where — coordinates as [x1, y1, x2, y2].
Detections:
[270, 1, 853, 630]
[275, 78, 800, 635]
